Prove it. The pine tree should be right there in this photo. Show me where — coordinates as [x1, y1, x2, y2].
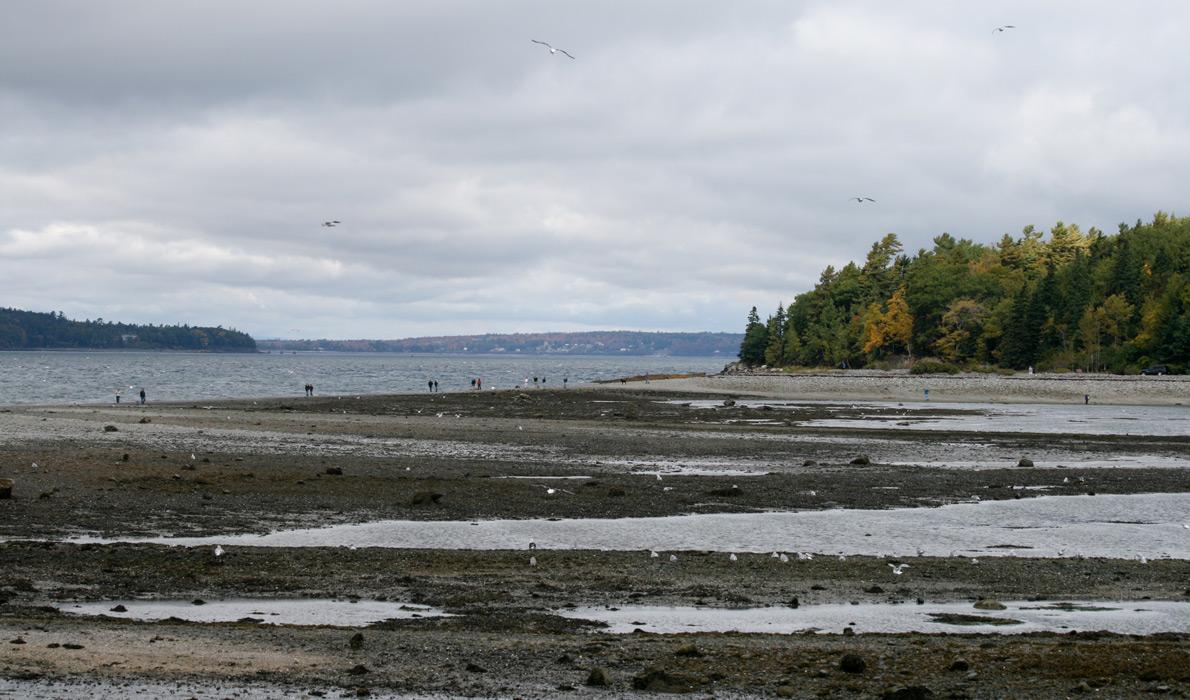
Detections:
[739, 306, 769, 366]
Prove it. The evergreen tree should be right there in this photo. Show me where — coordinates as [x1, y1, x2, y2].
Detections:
[739, 306, 769, 366]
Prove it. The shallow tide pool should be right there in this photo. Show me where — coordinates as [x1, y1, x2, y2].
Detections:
[57, 598, 448, 626]
[559, 600, 1190, 635]
[71, 493, 1190, 560]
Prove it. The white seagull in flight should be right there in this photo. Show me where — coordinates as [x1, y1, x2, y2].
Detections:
[849, 197, 876, 203]
[994, 25, 1015, 33]
[321, 220, 341, 227]
[531, 39, 575, 59]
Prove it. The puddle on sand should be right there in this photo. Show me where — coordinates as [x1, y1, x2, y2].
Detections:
[73, 493, 1190, 560]
[672, 399, 1190, 437]
[560, 600, 1190, 636]
[57, 598, 449, 626]
[885, 454, 1190, 470]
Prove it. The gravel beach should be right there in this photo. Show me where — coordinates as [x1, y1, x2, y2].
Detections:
[2, 378, 1187, 698]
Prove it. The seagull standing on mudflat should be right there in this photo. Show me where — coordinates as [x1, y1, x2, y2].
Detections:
[531, 39, 575, 59]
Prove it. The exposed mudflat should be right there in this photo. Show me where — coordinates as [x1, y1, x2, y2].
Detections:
[2, 382, 1187, 698]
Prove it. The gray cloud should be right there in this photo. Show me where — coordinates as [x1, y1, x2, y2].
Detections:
[3, 1, 1188, 338]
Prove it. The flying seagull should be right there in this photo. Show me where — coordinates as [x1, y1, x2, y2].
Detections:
[531, 39, 575, 59]
[849, 197, 876, 203]
[993, 25, 1015, 33]
[888, 563, 909, 575]
[321, 220, 341, 227]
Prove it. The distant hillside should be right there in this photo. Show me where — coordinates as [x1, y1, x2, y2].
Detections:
[0, 308, 257, 352]
[257, 331, 741, 356]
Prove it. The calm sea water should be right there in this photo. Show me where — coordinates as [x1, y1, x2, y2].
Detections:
[0, 351, 728, 406]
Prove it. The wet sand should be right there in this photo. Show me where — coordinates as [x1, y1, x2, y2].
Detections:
[2, 384, 1188, 697]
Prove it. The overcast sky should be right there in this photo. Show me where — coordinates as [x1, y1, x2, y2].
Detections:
[2, 1, 1187, 339]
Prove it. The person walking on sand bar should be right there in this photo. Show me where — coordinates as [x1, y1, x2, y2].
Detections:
[1084, 394, 1089, 405]
[924, 388, 929, 401]
[139, 388, 146, 404]
[115, 390, 121, 404]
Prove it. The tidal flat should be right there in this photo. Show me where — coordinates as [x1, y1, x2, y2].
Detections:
[1, 378, 1187, 698]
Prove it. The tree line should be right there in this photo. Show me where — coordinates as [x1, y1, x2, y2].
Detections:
[740, 212, 1189, 373]
[0, 308, 257, 352]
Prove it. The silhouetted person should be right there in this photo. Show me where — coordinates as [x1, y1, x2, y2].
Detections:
[428, 380, 434, 393]
[139, 388, 146, 404]
[1084, 394, 1089, 405]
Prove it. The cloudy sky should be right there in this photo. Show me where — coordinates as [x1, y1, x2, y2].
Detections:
[2, 1, 1187, 339]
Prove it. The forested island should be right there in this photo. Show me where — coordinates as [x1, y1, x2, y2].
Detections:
[740, 212, 1188, 373]
[257, 331, 741, 356]
[0, 308, 257, 352]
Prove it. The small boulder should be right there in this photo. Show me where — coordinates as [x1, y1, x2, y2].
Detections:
[632, 668, 700, 693]
[325, 466, 344, 476]
[346, 664, 369, 676]
[607, 486, 627, 498]
[722, 399, 736, 407]
[882, 686, 934, 699]
[138, 417, 151, 424]
[464, 662, 487, 673]
[110, 605, 128, 613]
[586, 667, 613, 687]
[410, 491, 444, 505]
[948, 659, 969, 672]
[103, 425, 119, 432]
[1018, 457, 1034, 467]
[9, 637, 26, 645]
[0, 478, 13, 499]
[974, 599, 1007, 610]
[840, 653, 867, 673]
[674, 642, 703, 657]
[802, 459, 817, 466]
[349, 632, 364, 650]
[850, 455, 871, 465]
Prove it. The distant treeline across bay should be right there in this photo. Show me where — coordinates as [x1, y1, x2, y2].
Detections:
[740, 212, 1189, 374]
[258, 331, 741, 357]
[0, 308, 257, 352]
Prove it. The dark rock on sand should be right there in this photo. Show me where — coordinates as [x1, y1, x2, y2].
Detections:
[103, 425, 118, 432]
[1018, 457, 1034, 467]
[325, 466, 343, 476]
[974, 599, 1007, 610]
[586, 667, 613, 687]
[346, 664, 369, 675]
[840, 653, 867, 673]
[465, 662, 487, 673]
[850, 455, 871, 465]
[706, 486, 742, 497]
[0, 478, 13, 499]
[110, 605, 127, 613]
[632, 667, 701, 693]
[10, 637, 26, 644]
[674, 642, 703, 657]
[883, 686, 934, 699]
[349, 632, 364, 650]
[410, 491, 443, 505]
[948, 659, 970, 672]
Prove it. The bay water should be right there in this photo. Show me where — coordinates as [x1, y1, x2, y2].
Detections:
[0, 350, 727, 406]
